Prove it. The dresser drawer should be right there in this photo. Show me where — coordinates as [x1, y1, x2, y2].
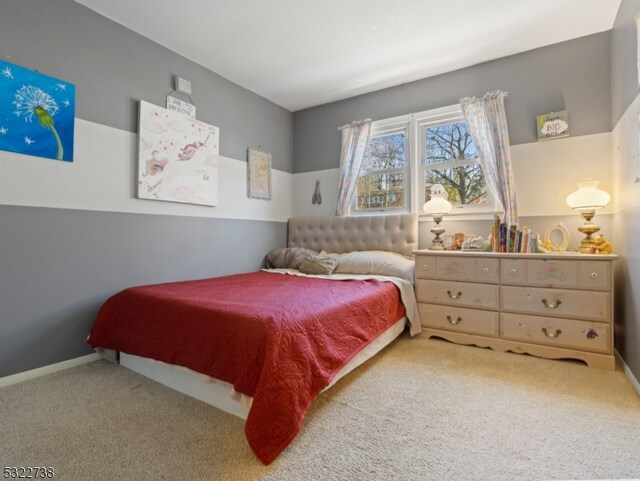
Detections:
[501, 286, 610, 322]
[415, 255, 438, 279]
[501, 313, 611, 353]
[420, 304, 499, 337]
[416, 279, 499, 309]
[501, 259, 611, 290]
[415, 255, 498, 282]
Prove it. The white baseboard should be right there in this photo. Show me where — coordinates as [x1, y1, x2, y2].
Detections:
[615, 349, 640, 397]
[0, 353, 101, 388]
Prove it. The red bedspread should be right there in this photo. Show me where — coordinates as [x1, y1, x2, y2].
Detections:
[88, 271, 404, 464]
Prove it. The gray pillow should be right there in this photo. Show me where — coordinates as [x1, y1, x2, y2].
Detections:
[265, 247, 318, 269]
[298, 255, 338, 275]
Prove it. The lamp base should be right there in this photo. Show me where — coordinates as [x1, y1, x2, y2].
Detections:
[576, 218, 600, 254]
[429, 218, 446, 251]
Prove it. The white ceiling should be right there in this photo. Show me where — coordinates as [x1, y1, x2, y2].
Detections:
[75, 0, 621, 112]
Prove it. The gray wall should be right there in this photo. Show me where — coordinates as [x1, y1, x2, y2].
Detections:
[293, 32, 611, 173]
[0, 206, 286, 377]
[611, 0, 640, 128]
[0, 0, 292, 377]
[610, 0, 640, 382]
[2, 0, 293, 171]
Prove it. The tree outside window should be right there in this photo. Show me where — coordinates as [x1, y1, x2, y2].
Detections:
[349, 104, 492, 215]
[423, 121, 487, 207]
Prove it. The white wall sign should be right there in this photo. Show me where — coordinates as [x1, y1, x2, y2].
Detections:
[536, 110, 569, 141]
[166, 95, 196, 119]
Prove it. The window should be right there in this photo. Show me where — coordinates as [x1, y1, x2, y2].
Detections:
[354, 124, 409, 212]
[351, 105, 492, 216]
[421, 119, 488, 209]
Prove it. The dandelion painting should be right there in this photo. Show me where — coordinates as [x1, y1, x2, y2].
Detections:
[0, 60, 75, 162]
[138, 100, 219, 206]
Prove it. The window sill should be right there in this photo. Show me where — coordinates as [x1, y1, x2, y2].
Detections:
[418, 211, 497, 222]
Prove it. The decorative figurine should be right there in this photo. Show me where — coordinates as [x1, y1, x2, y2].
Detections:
[311, 180, 322, 205]
[592, 234, 613, 254]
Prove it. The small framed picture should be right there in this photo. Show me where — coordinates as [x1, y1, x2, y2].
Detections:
[536, 111, 569, 141]
[444, 235, 454, 250]
[453, 232, 465, 250]
[247, 148, 272, 200]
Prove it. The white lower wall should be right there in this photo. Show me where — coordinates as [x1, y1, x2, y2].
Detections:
[292, 133, 613, 219]
[293, 168, 340, 217]
[511, 133, 613, 217]
[0, 118, 293, 222]
[612, 92, 640, 214]
[611, 85, 640, 381]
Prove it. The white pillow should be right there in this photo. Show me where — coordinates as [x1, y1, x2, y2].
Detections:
[331, 250, 415, 282]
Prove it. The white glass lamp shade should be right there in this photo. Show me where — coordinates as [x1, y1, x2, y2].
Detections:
[423, 184, 453, 215]
[566, 179, 611, 254]
[424, 184, 452, 251]
[566, 180, 610, 211]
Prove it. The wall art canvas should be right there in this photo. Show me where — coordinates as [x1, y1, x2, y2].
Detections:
[247, 148, 272, 200]
[137, 100, 219, 206]
[0, 60, 75, 162]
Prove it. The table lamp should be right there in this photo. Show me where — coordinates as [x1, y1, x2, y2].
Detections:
[423, 184, 453, 250]
[565, 179, 610, 254]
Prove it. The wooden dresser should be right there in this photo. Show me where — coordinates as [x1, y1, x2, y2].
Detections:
[414, 250, 617, 369]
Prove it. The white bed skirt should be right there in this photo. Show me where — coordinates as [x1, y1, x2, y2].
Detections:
[120, 317, 407, 420]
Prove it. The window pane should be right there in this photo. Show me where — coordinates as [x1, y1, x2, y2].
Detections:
[356, 172, 405, 210]
[424, 165, 487, 206]
[362, 131, 406, 172]
[425, 121, 477, 165]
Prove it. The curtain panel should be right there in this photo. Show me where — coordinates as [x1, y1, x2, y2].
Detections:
[335, 119, 372, 216]
[460, 90, 518, 226]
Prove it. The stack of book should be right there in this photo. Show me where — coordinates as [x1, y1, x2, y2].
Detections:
[490, 214, 539, 253]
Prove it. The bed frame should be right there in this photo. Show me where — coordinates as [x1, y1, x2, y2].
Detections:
[121, 213, 418, 419]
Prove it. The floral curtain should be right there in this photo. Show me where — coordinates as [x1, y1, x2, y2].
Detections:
[460, 90, 518, 226]
[335, 119, 372, 216]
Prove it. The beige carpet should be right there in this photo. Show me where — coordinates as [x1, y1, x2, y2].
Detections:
[1, 335, 639, 481]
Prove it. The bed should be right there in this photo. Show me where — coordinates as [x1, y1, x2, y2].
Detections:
[88, 213, 420, 464]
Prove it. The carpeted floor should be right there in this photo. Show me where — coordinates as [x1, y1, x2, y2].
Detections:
[1, 335, 639, 481]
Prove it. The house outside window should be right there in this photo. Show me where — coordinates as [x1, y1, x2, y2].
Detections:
[354, 125, 408, 212]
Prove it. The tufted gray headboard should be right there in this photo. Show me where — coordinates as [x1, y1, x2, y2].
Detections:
[287, 214, 418, 258]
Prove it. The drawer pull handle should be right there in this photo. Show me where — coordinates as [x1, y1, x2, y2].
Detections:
[446, 315, 462, 325]
[590, 272, 598, 279]
[510, 269, 517, 276]
[447, 290, 462, 299]
[482, 267, 489, 273]
[541, 299, 562, 309]
[423, 264, 429, 270]
[541, 327, 562, 338]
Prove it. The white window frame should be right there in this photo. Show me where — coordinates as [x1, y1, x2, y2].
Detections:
[350, 104, 496, 219]
[351, 116, 411, 215]
[416, 104, 497, 218]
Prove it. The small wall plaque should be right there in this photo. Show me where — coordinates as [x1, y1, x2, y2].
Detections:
[536, 110, 569, 141]
[166, 95, 196, 119]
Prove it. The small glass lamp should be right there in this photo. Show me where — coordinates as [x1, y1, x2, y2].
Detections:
[565, 179, 610, 254]
[423, 184, 453, 250]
